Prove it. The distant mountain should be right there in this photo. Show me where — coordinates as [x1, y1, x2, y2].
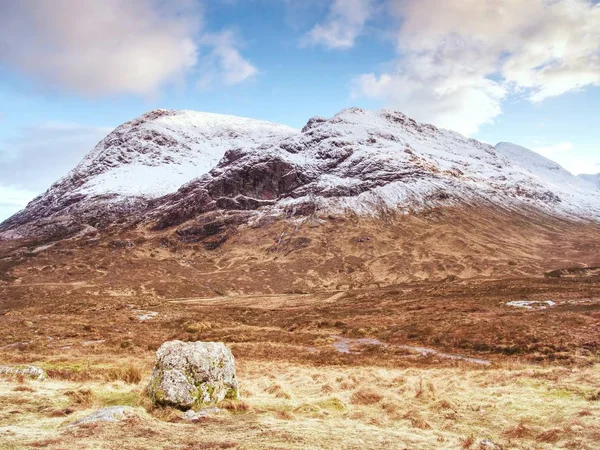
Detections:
[2, 108, 600, 241]
[494, 142, 589, 189]
[578, 173, 600, 189]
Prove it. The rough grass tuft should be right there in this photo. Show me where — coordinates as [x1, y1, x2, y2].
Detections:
[104, 364, 142, 384]
[536, 428, 562, 443]
[350, 389, 383, 405]
[65, 388, 95, 406]
[503, 421, 532, 439]
[264, 384, 291, 399]
[13, 385, 35, 392]
[220, 399, 250, 413]
[460, 434, 474, 449]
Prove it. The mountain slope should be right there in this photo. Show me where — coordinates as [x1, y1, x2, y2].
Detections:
[2, 108, 600, 241]
[495, 142, 585, 188]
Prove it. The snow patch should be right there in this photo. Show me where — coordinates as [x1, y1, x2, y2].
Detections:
[506, 300, 556, 310]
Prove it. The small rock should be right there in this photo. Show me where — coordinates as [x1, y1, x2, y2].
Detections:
[183, 407, 223, 422]
[478, 439, 502, 449]
[68, 406, 134, 427]
[132, 310, 158, 322]
[148, 340, 239, 409]
[0, 365, 47, 381]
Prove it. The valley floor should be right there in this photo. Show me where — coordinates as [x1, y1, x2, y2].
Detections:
[1, 277, 600, 449]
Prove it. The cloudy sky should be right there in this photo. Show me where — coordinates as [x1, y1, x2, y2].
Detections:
[0, 0, 599, 220]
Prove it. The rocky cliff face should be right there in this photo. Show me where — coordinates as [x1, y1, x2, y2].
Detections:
[2, 107, 600, 241]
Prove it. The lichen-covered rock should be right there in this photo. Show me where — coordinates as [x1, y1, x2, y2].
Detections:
[148, 341, 239, 409]
[0, 365, 47, 381]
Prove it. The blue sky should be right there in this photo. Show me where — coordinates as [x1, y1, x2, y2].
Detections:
[0, 0, 599, 220]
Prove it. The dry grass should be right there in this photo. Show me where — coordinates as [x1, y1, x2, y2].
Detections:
[1, 270, 600, 448]
[460, 434, 475, 449]
[150, 406, 183, 423]
[536, 428, 563, 443]
[1, 360, 600, 449]
[13, 385, 35, 393]
[503, 421, 533, 439]
[264, 383, 291, 399]
[65, 388, 95, 406]
[219, 399, 250, 413]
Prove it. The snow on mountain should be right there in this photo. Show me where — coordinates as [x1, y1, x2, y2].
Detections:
[73, 109, 296, 198]
[2, 107, 600, 239]
[152, 108, 600, 228]
[494, 142, 599, 209]
[578, 173, 600, 189]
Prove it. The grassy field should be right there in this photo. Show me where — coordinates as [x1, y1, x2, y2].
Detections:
[1, 276, 600, 449]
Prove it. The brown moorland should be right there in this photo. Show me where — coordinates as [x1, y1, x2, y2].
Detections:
[1, 207, 599, 449]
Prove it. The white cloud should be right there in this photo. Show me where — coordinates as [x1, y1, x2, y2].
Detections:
[0, 0, 199, 96]
[0, 122, 112, 195]
[197, 30, 258, 88]
[353, 53, 507, 135]
[304, 0, 375, 49]
[0, 0, 258, 96]
[353, 0, 600, 135]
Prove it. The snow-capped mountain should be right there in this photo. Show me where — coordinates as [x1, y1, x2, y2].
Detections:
[578, 173, 600, 189]
[2, 107, 600, 240]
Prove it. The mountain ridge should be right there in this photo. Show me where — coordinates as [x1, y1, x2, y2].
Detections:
[2, 107, 600, 241]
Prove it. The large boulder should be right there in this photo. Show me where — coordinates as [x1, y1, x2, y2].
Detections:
[148, 341, 239, 409]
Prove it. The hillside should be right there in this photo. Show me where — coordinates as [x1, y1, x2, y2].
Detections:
[2, 109, 600, 450]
